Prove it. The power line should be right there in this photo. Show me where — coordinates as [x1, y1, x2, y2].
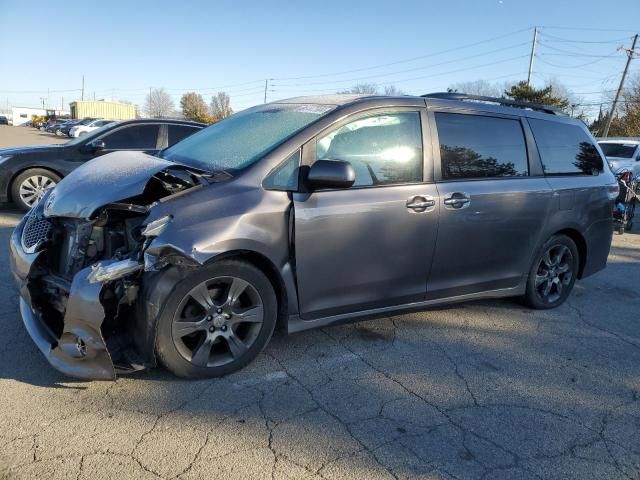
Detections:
[0, 88, 82, 94]
[537, 31, 632, 44]
[536, 52, 620, 69]
[273, 27, 532, 81]
[276, 43, 530, 88]
[537, 25, 637, 33]
[275, 56, 529, 95]
[538, 41, 623, 58]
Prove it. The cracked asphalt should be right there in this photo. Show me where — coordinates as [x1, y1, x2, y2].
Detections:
[0, 130, 639, 480]
[1, 210, 639, 480]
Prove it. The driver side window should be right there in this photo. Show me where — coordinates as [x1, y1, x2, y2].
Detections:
[316, 111, 423, 187]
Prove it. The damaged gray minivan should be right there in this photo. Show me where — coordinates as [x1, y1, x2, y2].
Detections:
[10, 93, 616, 380]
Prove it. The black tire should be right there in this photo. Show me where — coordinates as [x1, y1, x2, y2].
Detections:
[524, 234, 579, 309]
[10, 168, 61, 212]
[625, 200, 635, 231]
[155, 260, 277, 378]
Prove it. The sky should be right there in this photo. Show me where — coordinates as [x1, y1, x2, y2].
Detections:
[0, 0, 638, 116]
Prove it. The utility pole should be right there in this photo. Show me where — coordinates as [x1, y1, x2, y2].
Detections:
[81, 75, 85, 100]
[527, 27, 538, 87]
[603, 33, 638, 138]
[264, 79, 269, 104]
[61, 96, 64, 112]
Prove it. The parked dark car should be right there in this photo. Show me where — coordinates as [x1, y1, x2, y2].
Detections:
[58, 118, 95, 137]
[44, 119, 70, 134]
[0, 115, 8, 125]
[9, 93, 616, 380]
[0, 118, 204, 210]
[51, 119, 76, 136]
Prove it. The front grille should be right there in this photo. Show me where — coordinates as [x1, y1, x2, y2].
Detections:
[22, 213, 51, 251]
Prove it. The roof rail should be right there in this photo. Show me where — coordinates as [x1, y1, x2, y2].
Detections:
[421, 92, 566, 116]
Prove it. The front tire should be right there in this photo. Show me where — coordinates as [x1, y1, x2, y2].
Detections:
[155, 260, 277, 378]
[524, 235, 579, 309]
[11, 168, 61, 211]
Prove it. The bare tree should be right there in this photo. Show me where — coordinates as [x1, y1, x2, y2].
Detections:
[337, 83, 402, 95]
[210, 92, 233, 121]
[447, 80, 502, 97]
[337, 83, 379, 94]
[144, 88, 174, 118]
[383, 85, 405, 96]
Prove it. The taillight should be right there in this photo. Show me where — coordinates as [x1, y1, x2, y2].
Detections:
[607, 183, 620, 201]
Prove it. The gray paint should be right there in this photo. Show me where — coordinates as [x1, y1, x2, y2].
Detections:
[9, 94, 616, 380]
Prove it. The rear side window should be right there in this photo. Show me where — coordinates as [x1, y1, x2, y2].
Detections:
[168, 125, 200, 146]
[529, 119, 603, 175]
[103, 125, 159, 150]
[316, 111, 423, 187]
[435, 112, 529, 180]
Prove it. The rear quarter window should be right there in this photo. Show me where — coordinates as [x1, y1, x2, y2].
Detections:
[528, 119, 603, 175]
[435, 112, 529, 180]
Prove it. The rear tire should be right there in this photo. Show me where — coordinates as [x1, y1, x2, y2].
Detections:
[524, 235, 579, 309]
[155, 260, 277, 379]
[11, 168, 61, 211]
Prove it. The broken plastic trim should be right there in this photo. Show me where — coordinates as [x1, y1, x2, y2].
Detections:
[88, 259, 143, 284]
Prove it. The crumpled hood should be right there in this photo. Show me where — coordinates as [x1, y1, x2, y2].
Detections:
[0, 144, 64, 157]
[44, 151, 177, 218]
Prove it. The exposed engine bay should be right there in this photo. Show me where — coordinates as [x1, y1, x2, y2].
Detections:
[19, 163, 224, 377]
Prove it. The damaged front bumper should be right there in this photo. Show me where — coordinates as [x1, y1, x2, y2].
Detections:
[9, 217, 142, 381]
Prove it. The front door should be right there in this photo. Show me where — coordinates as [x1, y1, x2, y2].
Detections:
[293, 109, 439, 319]
[426, 110, 554, 299]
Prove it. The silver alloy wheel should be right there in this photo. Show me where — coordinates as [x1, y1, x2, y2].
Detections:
[19, 175, 56, 208]
[172, 276, 264, 368]
[535, 244, 573, 303]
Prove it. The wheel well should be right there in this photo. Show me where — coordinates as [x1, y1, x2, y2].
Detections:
[206, 250, 289, 332]
[555, 228, 587, 278]
[8, 167, 64, 201]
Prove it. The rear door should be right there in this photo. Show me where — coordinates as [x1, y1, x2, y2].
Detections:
[526, 118, 611, 275]
[293, 108, 440, 319]
[426, 108, 554, 299]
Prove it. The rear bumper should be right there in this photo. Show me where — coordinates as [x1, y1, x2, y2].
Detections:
[581, 217, 614, 278]
[10, 219, 116, 381]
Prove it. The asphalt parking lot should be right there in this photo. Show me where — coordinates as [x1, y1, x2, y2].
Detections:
[1, 127, 639, 479]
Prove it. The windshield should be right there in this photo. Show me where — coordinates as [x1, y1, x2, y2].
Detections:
[160, 103, 335, 173]
[65, 122, 119, 146]
[599, 142, 638, 159]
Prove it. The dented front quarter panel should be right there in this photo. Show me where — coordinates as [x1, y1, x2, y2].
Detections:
[146, 177, 297, 296]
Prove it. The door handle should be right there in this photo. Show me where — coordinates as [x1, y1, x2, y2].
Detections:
[443, 193, 470, 209]
[407, 196, 436, 212]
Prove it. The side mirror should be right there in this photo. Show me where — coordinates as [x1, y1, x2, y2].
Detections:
[89, 140, 106, 152]
[307, 159, 356, 189]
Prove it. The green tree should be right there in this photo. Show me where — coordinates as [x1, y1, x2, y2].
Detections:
[180, 92, 212, 123]
[504, 81, 570, 111]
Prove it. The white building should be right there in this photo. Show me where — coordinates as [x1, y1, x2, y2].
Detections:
[10, 107, 70, 126]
